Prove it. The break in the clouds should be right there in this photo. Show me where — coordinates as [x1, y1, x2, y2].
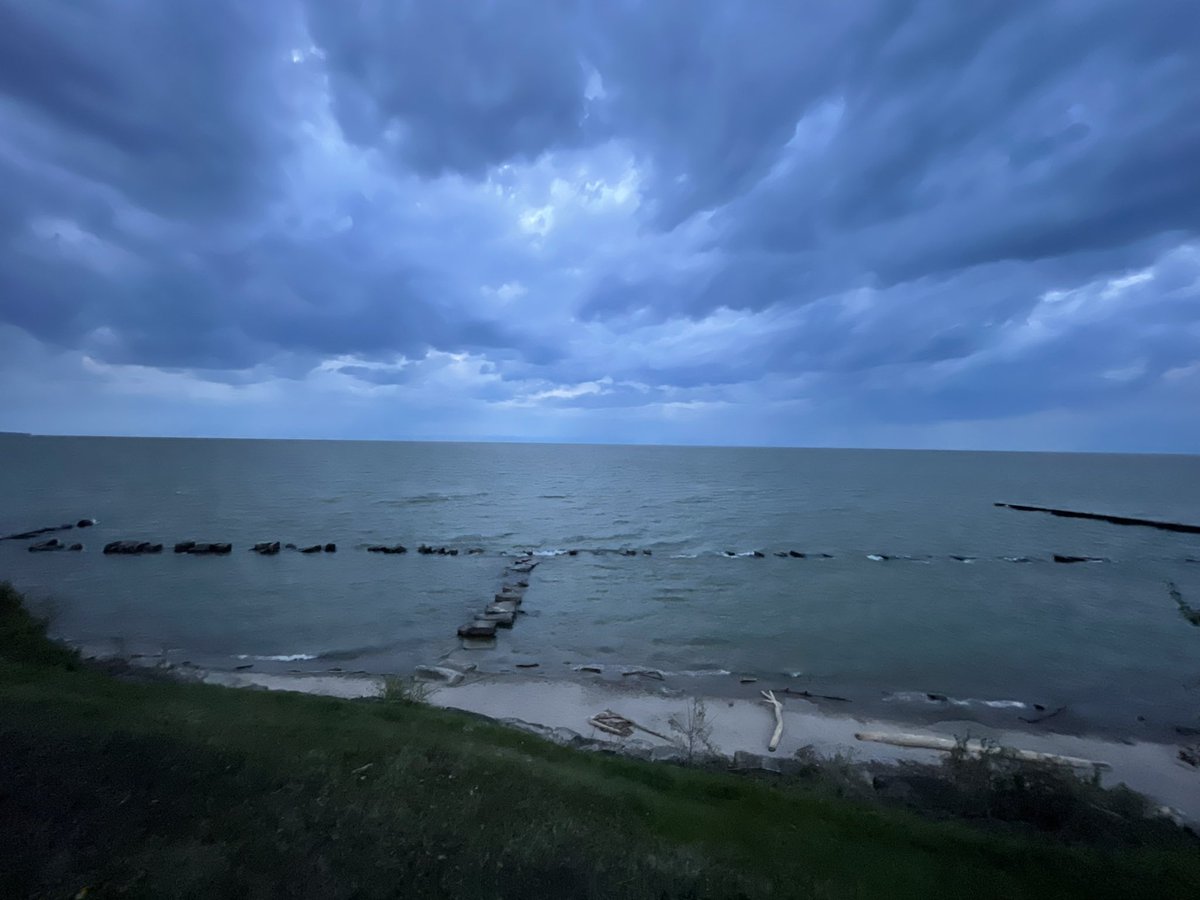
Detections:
[1, 1, 1198, 451]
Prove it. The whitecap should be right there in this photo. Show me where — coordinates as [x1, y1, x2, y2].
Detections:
[236, 653, 318, 662]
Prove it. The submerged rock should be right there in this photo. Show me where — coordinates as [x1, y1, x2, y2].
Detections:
[174, 541, 196, 553]
[28, 538, 63, 552]
[299, 545, 322, 554]
[2, 523, 76, 541]
[187, 542, 232, 555]
[103, 540, 162, 555]
[367, 544, 407, 554]
[788, 550, 806, 558]
[67, 543, 83, 551]
[252, 541, 281, 555]
[77, 518, 96, 528]
[1053, 554, 1105, 564]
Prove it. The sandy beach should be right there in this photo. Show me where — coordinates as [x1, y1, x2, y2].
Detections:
[199, 665, 1200, 823]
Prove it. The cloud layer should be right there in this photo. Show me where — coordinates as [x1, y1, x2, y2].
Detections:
[1, 0, 1198, 450]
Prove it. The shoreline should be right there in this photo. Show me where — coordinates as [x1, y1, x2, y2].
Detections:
[187, 662, 1200, 823]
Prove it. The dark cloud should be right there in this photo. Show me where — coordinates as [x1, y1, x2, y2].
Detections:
[0, 0, 1197, 448]
[0, 0, 300, 218]
[302, 0, 593, 176]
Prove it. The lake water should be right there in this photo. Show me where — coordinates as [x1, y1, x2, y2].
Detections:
[2, 435, 1198, 739]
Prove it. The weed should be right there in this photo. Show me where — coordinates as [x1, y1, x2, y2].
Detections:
[381, 674, 433, 705]
[667, 696, 717, 763]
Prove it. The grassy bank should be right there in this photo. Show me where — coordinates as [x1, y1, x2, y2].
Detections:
[1, 582, 1198, 899]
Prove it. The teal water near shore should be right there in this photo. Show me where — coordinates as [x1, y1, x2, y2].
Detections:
[2, 435, 1198, 738]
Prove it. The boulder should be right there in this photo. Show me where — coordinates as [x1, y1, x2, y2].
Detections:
[103, 540, 156, 555]
[508, 563, 535, 575]
[68, 543, 83, 551]
[788, 550, 805, 558]
[448, 548, 459, 556]
[1053, 554, 1104, 564]
[77, 518, 96, 528]
[300, 544, 322, 554]
[418, 544, 434, 554]
[480, 610, 515, 627]
[284, 543, 297, 550]
[323, 543, 337, 553]
[642, 549, 652, 556]
[367, 544, 407, 554]
[189, 542, 232, 555]
[494, 592, 523, 605]
[751, 550, 765, 558]
[28, 538, 62, 552]
[253, 541, 281, 555]
[414, 665, 465, 686]
[486, 600, 519, 615]
[467, 547, 484, 555]
[457, 620, 498, 639]
[620, 549, 637, 556]
[567, 549, 579, 556]
[174, 541, 196, 553]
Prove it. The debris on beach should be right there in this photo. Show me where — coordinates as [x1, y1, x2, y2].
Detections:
[855, 731, 1109, 769]
[760, 690, 784, 752]
[588, 709, 676, 744]
[414, 665, 465, 686]
[622, 668, 666, 681]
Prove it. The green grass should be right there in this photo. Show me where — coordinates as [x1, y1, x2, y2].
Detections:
[1, 581, 1198, 899]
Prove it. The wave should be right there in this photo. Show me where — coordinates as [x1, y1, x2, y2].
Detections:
[236, 652, 317, 662]
[885, 691, 1029, 710]
[372, 492, 489, 506]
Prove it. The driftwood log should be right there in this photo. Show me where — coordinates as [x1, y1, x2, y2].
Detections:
[588, 710, 676, 744]
[760, 690, 784, 752]
[854, 731, 1109, 769]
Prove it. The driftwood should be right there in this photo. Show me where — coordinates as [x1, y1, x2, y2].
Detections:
[760, 690, 784, 752]
[588, 709, 676, 744]
[854, 731, 1109, 769]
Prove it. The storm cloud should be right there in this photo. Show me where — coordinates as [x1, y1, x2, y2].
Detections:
[1, 0, 1197, 450]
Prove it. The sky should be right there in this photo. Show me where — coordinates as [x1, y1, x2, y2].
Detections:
[0, 1, 1198, 452]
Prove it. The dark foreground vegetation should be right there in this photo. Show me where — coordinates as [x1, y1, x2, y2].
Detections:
[1, 582, 1198, 899]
